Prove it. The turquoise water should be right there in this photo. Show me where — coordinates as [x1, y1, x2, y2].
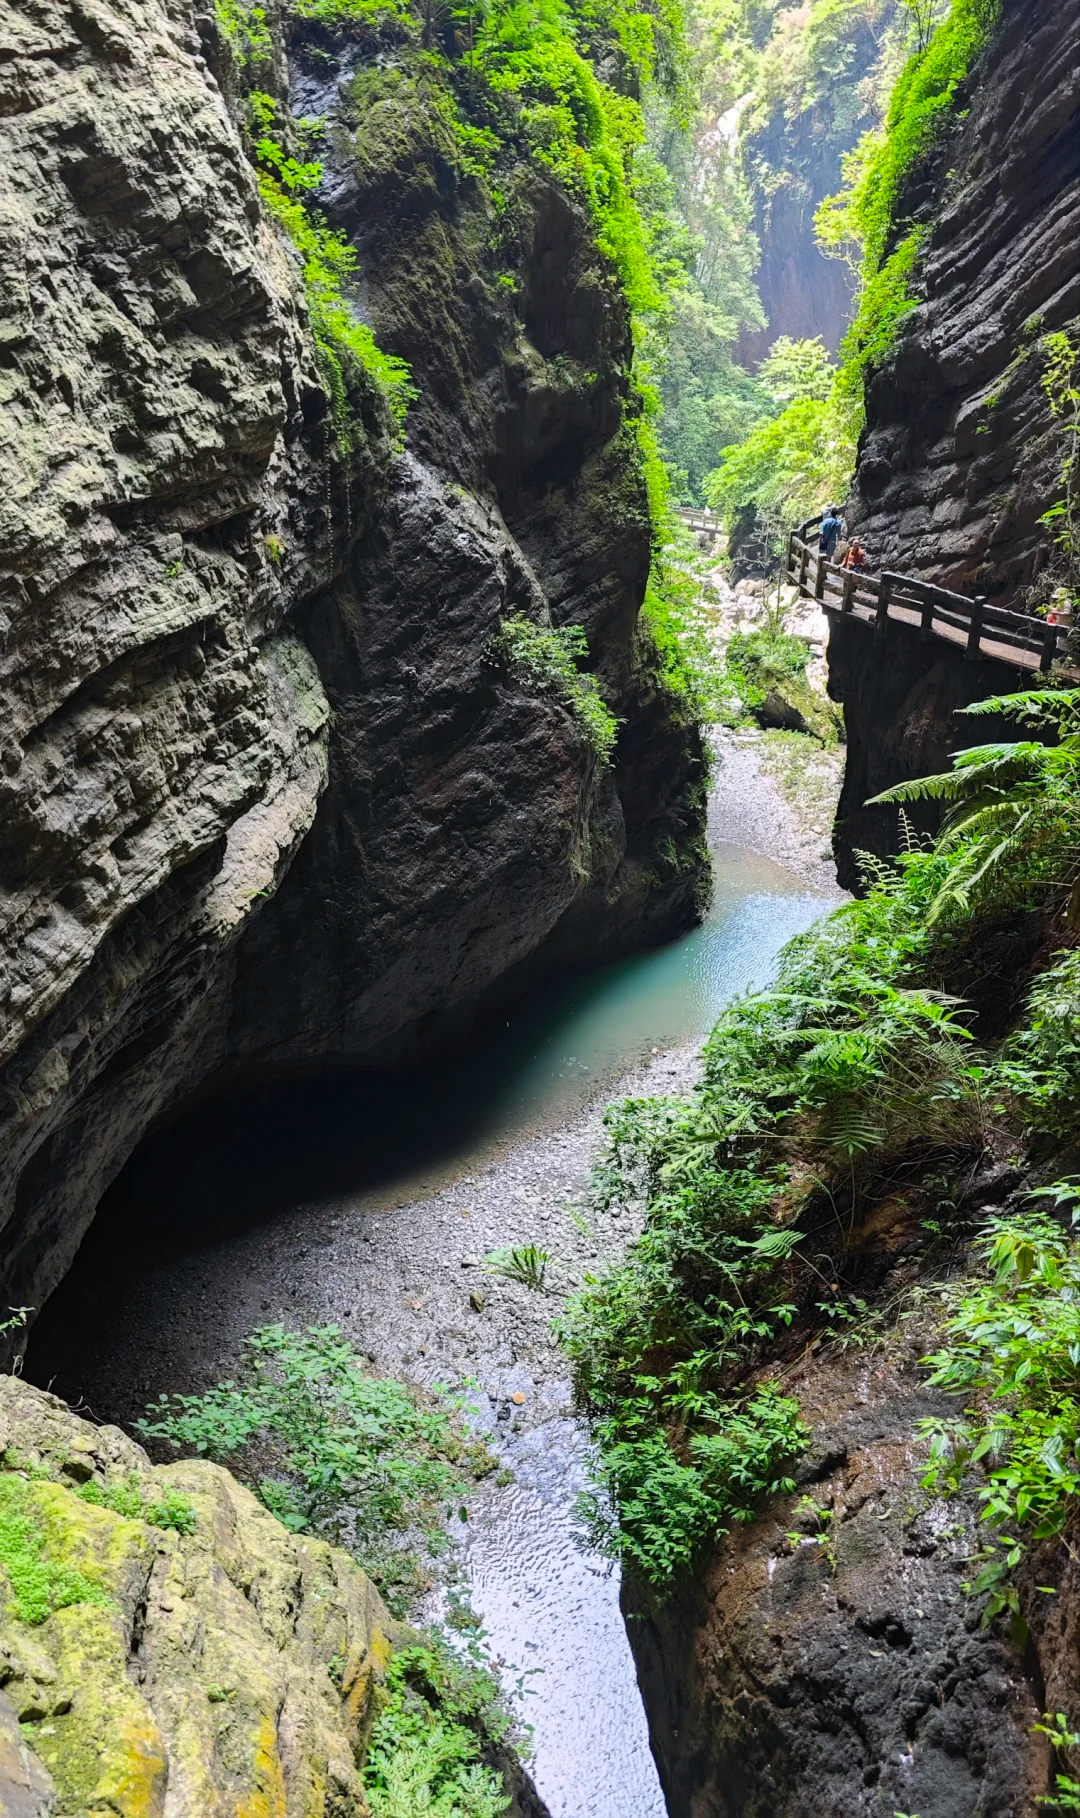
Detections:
[450, 839, 832, 1148]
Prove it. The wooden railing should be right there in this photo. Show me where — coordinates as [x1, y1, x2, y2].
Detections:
[787, 516, 1068, 674]
[677, 505, 723, 538]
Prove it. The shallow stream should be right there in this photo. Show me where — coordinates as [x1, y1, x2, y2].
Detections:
[30, 756, 842, 1818]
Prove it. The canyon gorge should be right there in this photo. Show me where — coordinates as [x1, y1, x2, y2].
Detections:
[0, 0, 1078, 1812]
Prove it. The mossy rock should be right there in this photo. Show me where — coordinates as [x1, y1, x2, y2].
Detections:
[0, 1378, 404, 1817]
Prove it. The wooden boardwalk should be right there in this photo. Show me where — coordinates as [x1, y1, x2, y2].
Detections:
[787, 517, 1070, 674]
[677, 505, 723, 540]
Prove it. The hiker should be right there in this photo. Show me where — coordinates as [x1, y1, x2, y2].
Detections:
[819, 504, 845, 560]
[842, 537, 868, 573]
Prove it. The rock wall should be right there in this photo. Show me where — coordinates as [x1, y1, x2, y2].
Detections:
[625, 1332, 1049, 1818]
[738, 105, 857, 366]
[847, 0, 1080, 606]
[826, 612, 1025, 889]
[830, 0, 1080, 883]
[0, 0, 708, 1324]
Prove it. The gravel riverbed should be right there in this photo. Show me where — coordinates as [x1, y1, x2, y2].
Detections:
[52, 731, 846, 1818]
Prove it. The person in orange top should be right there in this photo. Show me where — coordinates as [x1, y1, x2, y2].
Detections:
[842, 538, 868, 572]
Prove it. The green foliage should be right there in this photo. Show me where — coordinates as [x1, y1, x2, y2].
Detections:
[997, 948, 1080, 1136]
[495, 617, 619, 764]
[484, 1245, 550, 1290]
[215, 0, 272, 67]
[294, 0, 407, 23]
[1035, 1713, 1080, 1813]
[0, 1476, 112, 1627]
[724, 627, 809, 707]
[870, 687, 1080, 927]
[919, 1195, 1080, 1617]
[561, 843, 983, 1585]
[640, 521, 727, 723]
[1035, 330, 1080, 622]
[76, 1475, 197, 1536]
[252, 100, 415, 438]
[138, 1325, 487, 1605]
[704, 388, 856, 549]
[365, 1639, 514, 1818]
[817, 0, 1001, 416]
[722, 626, 844, 743]
[757, 335, 836, 408]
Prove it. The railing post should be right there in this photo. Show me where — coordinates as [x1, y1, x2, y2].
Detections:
[1040, 617, 1059, 673]
[875, 572, 893, 635]
[841, 569, 855, 613]
[798, 541, 810, 594]
[786, 530, 795, 586]
[920, 591, 935, 640]
[814, 554, 828, 602]
[965, 595, 984, 660]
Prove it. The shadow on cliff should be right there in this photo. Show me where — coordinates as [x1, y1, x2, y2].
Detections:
[24, 951, 661, 1391]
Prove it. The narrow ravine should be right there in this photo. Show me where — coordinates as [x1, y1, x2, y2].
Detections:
[28, 736, 843, 1818]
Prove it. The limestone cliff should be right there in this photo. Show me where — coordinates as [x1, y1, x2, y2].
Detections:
[0, 0, 708, 1326]
[847, 0, 1080, 606]
[830, 0, 1080, 881]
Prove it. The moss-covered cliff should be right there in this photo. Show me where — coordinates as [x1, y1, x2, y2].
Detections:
[827, 0, 1080, 880]
[0, 0, 708, 1327]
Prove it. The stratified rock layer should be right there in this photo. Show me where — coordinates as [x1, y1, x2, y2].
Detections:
[829, 0, 1080, 883]
[0, 0, 707, 1320]
[0, 1374, 400, 1816]
[847, 0, 1080, 605]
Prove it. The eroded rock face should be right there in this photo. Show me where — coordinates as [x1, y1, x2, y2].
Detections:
[625, 1341, 1048, 1818]
[0, 1374, 401, 1815]
[0, 0, 707, 1316]
[847, 0, 1080, 605]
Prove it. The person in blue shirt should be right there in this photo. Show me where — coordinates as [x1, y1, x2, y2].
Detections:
[819, 506, 844, 560]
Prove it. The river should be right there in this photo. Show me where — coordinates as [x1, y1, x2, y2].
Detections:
[27, 733, 844, 1818]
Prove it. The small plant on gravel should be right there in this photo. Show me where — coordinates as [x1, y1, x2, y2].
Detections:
[138, 1324, 492, 1612]
[484, 1245, 550, 1292]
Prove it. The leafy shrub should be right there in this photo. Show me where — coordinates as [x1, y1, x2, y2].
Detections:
[215, 0, 272, 68]
[139, 1324, 489, 1607]
[919, 1194, 1080, 1621]
[704, 390, 856, 549]
[560, 841, 987, 1585]
[365, 1638, 516, 1818]
[495, 618, 619, 763]
[871, 686, 1080, 926]
[997, 948, 1080, 1135]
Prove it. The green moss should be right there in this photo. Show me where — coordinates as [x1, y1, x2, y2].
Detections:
[817, 0, 1002, 418]
[495, 617, 619, 764]
[76, 1475, 197, 1536]
[0, 1476, 112, 1627]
